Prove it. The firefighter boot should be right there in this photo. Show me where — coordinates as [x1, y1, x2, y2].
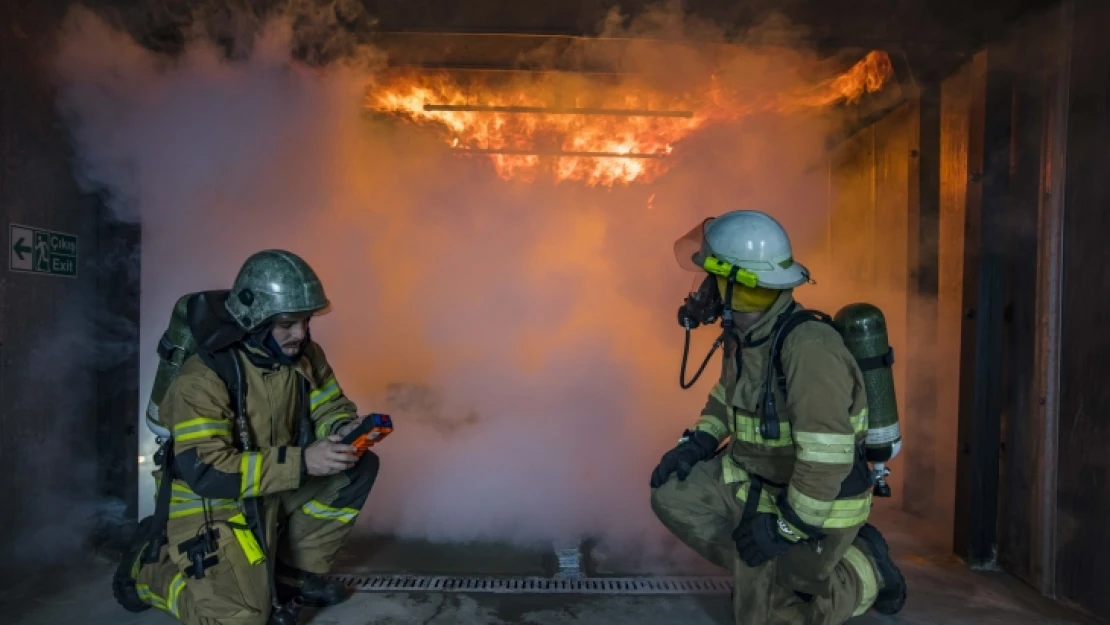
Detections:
[268, 599, 303, 625]
[856, 523, 907, 614]
[277, 564, 347, 608]
[112, 516, 154, 613]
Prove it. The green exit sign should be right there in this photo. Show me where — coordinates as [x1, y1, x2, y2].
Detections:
[8, 223, 78, 278]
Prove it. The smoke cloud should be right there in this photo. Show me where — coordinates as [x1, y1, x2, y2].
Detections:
[52, 1, 894, 565]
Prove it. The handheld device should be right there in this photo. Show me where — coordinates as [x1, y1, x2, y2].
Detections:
[339, 413, 394, 454]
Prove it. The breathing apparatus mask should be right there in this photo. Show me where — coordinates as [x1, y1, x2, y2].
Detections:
[673, 218, 779, 389]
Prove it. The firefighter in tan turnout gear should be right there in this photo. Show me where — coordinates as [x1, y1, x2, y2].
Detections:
[113, 250, 380, 625]
[651, 210, 907, 624]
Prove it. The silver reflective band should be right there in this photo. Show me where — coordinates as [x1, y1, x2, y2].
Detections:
[865, 423, 902, 445]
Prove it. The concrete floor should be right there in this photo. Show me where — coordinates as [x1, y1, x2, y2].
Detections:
[3, 509, 1098, 625]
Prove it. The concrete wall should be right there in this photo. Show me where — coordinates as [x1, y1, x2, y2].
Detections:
[0, 1, 140, 586]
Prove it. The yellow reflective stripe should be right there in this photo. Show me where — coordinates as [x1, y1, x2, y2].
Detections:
[315, 412, 352, 439]
[240, 452, 263, 497]
[310, 378, 341, 411]
[736, 479, 779, 515]
[850, 409, 869, 435]
[709, 383, 727, 403]
[734, 413, 794, 447]
[173, 417, 231, 442]
[135, 584, 168, 611]
[694, 416, 729, 441]
[844, 545, 879, 616]
[794, 431, 857, 464]
[167, 573, 186, 617]
[301, 499, 359, 524]
[787, 486, 834, 526]
[721, 455, 747, 485]
[153, 477, 204, 501]
[168, 499, 238, 519]
[787, 486, 872, 528]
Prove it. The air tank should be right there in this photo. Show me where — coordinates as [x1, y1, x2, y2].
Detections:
[834, 302, 902, 497]
[145, 292, 199, 439]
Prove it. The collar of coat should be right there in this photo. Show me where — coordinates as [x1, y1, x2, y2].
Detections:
[240, 338, 316, 382]
[734, 289, 799, 347]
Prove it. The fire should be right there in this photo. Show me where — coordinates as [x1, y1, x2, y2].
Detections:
[365, 51, 893, 186]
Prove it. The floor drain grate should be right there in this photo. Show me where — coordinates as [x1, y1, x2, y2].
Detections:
[328, 574, 732, 595]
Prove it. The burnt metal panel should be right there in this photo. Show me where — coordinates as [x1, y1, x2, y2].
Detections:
[990, 3, 1074, 590]
[1027, 2, 1072, 598]
[954, 47, 1011, 566]
[1055, 0, 1110, 617]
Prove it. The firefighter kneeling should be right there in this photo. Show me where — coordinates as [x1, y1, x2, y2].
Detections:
[113, 250, 382, 625]
[652, 210, 907, 625]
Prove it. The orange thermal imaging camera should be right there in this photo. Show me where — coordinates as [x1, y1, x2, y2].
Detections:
[339, 413, 394, 455]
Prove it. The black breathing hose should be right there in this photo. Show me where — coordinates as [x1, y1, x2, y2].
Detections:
[679, 325, 723, 389]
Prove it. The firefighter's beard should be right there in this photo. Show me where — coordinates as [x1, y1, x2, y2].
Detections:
[257, 330, 309, 365]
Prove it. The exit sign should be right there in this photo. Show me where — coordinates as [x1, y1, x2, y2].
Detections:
[8, 223, 78, 278]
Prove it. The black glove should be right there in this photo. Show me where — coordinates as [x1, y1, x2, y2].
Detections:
[732, 513, 796, 567]
[649, 430, 719, 488]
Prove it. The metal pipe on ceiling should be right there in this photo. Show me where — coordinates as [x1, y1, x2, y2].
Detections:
[423, 104, 694, 118]
[450, 147, 668, 159]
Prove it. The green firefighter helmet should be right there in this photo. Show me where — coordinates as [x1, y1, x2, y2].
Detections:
[224, 249, 330, 332]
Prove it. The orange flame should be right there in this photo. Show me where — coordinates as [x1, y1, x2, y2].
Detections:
[365, 51, 893, 186]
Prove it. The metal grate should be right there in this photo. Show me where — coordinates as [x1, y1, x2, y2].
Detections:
[328, 574, 732, 595]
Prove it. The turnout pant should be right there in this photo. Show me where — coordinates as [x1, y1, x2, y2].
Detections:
[650, 454, 879, 625]
[135, 451, 379, 625]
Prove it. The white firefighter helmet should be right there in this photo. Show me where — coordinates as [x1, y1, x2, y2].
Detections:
[674, 210, 810, 289]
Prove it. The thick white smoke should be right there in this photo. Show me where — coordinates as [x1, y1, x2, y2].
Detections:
[53, 4, 841, 564]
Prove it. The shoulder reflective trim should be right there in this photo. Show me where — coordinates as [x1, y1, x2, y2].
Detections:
[694, 415, 729, 441]
[850, 409, 869, 435]
[787, 485, 872, 528]
[167, 573, 186, 617]
[173, 417, 231, 443]
[310, 377, 341, 411]
[240, 452, 264, 497]
[794, 431, 857, 464]
[168, 499, 239, 519]
[315, 412, 352, 440]
[301, 499, 359, 524]
[844, 545, 879, 616]
[734, 413, 794, 447]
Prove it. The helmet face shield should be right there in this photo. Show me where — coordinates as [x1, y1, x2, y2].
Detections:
[673, 218, 712, 272]
[673, 217, 759, 288]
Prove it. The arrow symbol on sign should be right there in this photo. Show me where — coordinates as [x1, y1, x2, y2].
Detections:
[13, 237, 31, 261]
